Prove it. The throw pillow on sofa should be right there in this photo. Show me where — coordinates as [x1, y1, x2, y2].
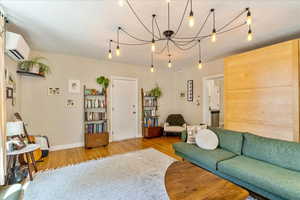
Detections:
[186, 125, 207, 144]
[195, 129, 219, 150]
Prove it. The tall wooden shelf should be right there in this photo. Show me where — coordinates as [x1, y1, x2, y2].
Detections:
[84, 86, 109, 148]
[141, 88, 162, 138]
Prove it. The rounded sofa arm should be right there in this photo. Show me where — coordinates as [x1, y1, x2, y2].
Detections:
[164, 123, 170, 129]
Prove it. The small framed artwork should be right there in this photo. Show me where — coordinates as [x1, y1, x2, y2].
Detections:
[68, 80, 80, 94]
[187, 80, 193, 102]
[66, 99, 76, 108]
[48, 87, 61, 95]
[6, 87, 13, 99]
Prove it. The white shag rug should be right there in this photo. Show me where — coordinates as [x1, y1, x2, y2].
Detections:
[24, 148, 175, 200]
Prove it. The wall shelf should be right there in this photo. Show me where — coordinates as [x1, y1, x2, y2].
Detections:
[16, 70, 45, 78]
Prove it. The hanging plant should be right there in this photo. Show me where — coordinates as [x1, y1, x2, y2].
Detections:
[96, 76, 110, 89]
[149, 85, 162, 98]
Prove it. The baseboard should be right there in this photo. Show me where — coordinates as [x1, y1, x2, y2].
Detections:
[50, 142, 84, 151]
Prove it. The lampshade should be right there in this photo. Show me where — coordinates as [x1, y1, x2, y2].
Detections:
[6, 121, 24, 137]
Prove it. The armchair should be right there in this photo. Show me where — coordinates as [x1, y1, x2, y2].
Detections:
[164, 114, 186, 136]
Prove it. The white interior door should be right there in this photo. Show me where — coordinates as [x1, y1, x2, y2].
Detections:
[111, 77, 138, 141]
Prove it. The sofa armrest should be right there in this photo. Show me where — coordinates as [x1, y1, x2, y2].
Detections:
[164, 122, 169, 130]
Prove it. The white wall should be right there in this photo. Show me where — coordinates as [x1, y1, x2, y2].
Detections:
[6, 49, 224, 149]
[19, 51, 176, 148]
[5, 55, 21, 121]
[173, 59, 224, 125]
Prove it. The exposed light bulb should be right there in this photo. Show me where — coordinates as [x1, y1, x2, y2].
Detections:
[188, 11, 194, 28]
[166, 0, 171, 3]
[247, 29, 253, 41]
[150, 65, 154, 72]
[151, 41, 155, 52]
[108, 50, 112, 59]
[118, 0, 124, 7]
[116, 46, 120, 56]
[198, 61, 202, 69]
[168, 60, 172, 68]
[247, 11, 252, 25]
[211, 29, 216, 42]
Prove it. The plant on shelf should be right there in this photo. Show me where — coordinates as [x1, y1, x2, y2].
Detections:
[96, 76, 110, 92]
[18, 57, 51, 76]
[149, 85, 162, 98]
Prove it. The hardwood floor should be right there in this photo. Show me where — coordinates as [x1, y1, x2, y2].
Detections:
[37, 136, 181, 171]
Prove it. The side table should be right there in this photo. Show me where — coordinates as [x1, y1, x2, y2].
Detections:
[7, 144, 40, 182]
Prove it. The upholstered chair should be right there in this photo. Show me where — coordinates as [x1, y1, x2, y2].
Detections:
[164, 114, 186, 136]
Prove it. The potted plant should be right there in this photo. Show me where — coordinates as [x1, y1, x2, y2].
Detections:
[149, 85, 162, 98]
[18, 57, 51, 76]
[96, 76, 110, 93]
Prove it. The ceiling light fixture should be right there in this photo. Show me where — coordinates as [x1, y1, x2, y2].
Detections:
[168, 54, 172, 68]
[108, 40, 113, 59]
[118, 0, 124, 7]
[247, 26, 253, 41]
[110, 0, 252, 71]
[198, 40, 202, 69]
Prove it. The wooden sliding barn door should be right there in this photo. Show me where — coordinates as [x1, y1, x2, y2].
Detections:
[224, 40, 299, 142]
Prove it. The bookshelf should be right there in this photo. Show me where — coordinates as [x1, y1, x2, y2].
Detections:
[84, 86, 109, 148]
[141, 88, 162, 138]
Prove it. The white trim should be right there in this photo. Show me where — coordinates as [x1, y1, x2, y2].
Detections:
[110, 76, 139, 141]
[0, 15, 6, 185]
[202, 74, 224, 126]
[50, 142, 84, 151]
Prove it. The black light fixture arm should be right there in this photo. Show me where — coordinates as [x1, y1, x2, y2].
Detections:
[109, 1, 253, 70]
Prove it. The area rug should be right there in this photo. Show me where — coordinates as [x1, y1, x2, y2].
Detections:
[24, 148, 175, 200]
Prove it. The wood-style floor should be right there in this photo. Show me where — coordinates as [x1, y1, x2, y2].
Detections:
[37, 136, 181, 171]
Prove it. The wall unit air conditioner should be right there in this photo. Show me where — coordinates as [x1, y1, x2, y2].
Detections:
[5, 31, 30, 61]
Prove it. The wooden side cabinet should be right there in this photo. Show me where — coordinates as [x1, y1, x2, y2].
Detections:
[143, 127, 163, 138]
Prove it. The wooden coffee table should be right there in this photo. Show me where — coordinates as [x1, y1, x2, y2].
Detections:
[165, 161, 249, 200]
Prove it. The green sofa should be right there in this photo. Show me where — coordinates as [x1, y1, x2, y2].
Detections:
[173, 128, 300, 200]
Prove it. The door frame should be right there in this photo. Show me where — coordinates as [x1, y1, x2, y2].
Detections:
[202, 74, 224, 126]
[110, 76, 139, 141]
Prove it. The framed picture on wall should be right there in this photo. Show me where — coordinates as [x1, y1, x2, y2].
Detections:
[68, 80, 81, 94]
[187, 80, 193, 102]
[6, 87, 13, 99]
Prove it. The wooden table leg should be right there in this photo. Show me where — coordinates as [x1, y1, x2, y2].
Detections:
[25, 153, 33, 181]
[5, 155, 13, 184]
[29, 152, 38, 172]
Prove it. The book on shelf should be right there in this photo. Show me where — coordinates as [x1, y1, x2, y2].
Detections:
[144, 98, 157, 107]
[85, 112, 106, 121]
[144, 117, 159, 127]
[85, 122, 107, 134]
[84, 98, 105, 109]
[144, 110, 157, 117]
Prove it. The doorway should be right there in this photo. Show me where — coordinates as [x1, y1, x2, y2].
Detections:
[202, 74, 224, 127]
[111, 76, 138, 141]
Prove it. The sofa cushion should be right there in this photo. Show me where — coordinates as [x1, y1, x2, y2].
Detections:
[209, 127, 244, 155]
[243, 133, 300, 172]
[218, 156, 300, 200]
[173, 142, 236, 170]
[164, 126, 185, 133]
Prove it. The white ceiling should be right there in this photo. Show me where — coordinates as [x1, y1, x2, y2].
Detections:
[2, 0, 300, 69]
